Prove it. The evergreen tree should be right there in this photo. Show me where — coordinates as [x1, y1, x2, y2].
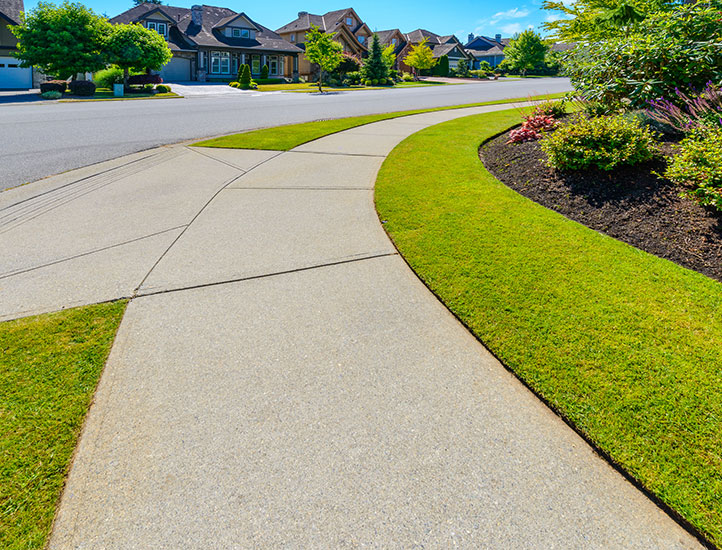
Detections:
[238, 64, 252, 88]
[261, 64, 269, 79]
[361, 34, 388, 83]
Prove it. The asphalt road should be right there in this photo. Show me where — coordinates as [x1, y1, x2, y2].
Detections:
[0, 78, 571, 191]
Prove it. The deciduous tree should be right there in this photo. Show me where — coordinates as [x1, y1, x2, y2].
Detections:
[501, 30, 547, 77]
[403, 38, 437, 78]
[304, 25, 343, 92]
[105, 23, 172, 88]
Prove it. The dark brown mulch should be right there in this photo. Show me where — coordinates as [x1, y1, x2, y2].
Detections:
[480, 131, 722, 283]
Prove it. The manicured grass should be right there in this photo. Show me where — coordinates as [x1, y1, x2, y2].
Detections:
[0, 301, 127, 549]
[59, 88, 180, 102]
[374, 108, 722, 547]
[193, 92, 566, 151]
[255, 81, 447, 93]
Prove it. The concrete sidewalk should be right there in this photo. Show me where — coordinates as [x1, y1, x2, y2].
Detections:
[1, 104, 701, 548]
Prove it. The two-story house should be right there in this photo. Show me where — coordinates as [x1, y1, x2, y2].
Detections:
[0, 0, 32, 89]
[374, 29, 407, 70]
[395, 30, 472, 75]
[110, 4, 302, 82]
[276, 8, 372, 79]
[465, 34, 509, 68]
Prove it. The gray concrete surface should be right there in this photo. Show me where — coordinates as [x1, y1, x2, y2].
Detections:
[0, 77, 571, 191]
[0, 101, 700, 548]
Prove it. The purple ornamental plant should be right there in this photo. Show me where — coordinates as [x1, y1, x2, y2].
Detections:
[646, 82, 722, 133]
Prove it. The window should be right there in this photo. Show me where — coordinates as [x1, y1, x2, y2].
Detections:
[241, 29, 250, 38]
[391, 38, 397, 45]
[211, 51, 230, 74]
[146, 21, 167, 36]
[358, 35, 365, 44]
[290, 33, 296, 42]
[269, 55, 278, 75]
[251, 56, 260, 74]
[232, 28, 240, 37]
[232, 54, 239, 73]
[346, 17, 353, 26]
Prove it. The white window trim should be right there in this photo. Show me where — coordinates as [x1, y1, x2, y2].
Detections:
[232, 28, 241, 37]
[210, 50, 231, 74]
[241, 29, 250, 38]
[146, 21, 167, 36]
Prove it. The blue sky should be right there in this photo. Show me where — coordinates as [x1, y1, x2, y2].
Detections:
[23, 0, 559, 42]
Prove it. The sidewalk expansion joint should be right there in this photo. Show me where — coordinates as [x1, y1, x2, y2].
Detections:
[135, 252, 398, 299]
[225, 187, 373, 191]
[287, 150, 386, 158]
[188, 147, 248, 173]
[0, 225, 188, 280]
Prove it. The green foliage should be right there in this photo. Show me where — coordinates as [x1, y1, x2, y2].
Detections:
[666, 127, 722, 211]
[105, 23, 172, 87]
[67, 79, 95, 95]
[10, 1, 108, 78]
[304, 25, 343, 92]
[333, 53, 361, 77]
[564, 1, 722, 110]
[477, 60, 492, 72]
[432, 54, 449, 77]
[261, 64, 269, 79]
[455, 58, 471, 77]
[542, 114, 657, 171]
[238, 64, 251, 87]
[533, 99, 567, 118]
[155, 83, 170, 93]
[401, 71, 414, 82]
[502, 30, 548, 77]
[40, 90, 62, 99]
[381, 44, 396, 71]
[361, 34, 389, 82]
[403, 38, 437, 74]
[95, 65, 128, 88]
[39, 79, 66, 93]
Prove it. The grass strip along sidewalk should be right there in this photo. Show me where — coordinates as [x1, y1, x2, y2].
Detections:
[193, 93, 565, 151]
[374, 109, 722, 547]
[0, 302, 127, 549]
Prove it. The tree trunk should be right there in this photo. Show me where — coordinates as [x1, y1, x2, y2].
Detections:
[318, 69, 323, 93]
[123, 67, 129, 91]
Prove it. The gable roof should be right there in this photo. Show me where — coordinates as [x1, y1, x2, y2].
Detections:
[110, 4, 301, 53]
[403, 29, 469, 59]
[276, 7, 365, 35]
[0, 0, 24, 25]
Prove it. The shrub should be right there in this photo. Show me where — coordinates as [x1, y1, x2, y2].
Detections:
[401, 72, 414, 82]
[238, 64, 252, 88]
[143, 83, 154, 92]
[432, 55, 449, 77]
[647, 83, 722, 134]
[254, 78, 284, 85]
[345, 71, 361, 85]
[470, 69, 488, 78]
[508, 114, 557, 143]
[40, 80, 66, 93]
[564, 1, 722, 110]
[249, 80, 258, 90]
[127, 73, 162, 85]
[94, 66, 124, 88]
[542, 114, 657, 171]
[532, 100, 566, 119]
[40, 90, 62, 99]
[371, 79, 378, 85]
[229, 81, 240, 88]
[333, 52, 361, 78]
[155, 84, 171, 93]
[665, 127, 722, 211]
[261, 64, 269, 79]
[67, 80, 96, 96]
[364, 79, 373, 86]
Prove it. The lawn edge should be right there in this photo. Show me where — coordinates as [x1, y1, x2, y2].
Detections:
[373, 113, 718, 550]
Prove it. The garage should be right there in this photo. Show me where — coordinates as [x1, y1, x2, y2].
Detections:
[159, 56, 191, 82]
[0, 57, 31, 89]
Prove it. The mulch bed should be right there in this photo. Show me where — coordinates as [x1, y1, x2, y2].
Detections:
[480, 131, 722, 283]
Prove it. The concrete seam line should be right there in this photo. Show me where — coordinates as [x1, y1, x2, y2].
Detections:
[224, 187, 373, 191]
[0, 225, 188, 281]
[135, 252, 398, 299]
[131, 151, 285, 295]
[187, 146, 248, 173]
[287, 151, 386, 158]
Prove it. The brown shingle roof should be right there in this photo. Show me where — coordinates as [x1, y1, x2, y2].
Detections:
[1, 0, 25, 24]
[276, 7, 361, 34]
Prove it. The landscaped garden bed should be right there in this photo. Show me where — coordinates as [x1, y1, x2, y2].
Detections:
[481, 129, 722, 282]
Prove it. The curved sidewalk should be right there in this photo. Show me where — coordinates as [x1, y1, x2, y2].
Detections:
[1, 105, 701, 548]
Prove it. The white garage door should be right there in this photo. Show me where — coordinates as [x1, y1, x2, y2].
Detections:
[159, 57, 191, 82]
[0, 57, 31, 89]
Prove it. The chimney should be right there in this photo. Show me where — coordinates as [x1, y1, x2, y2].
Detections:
[467, 33, 474, 43]
[191, 5, 202, 26]
[298, 11, 308, 17]
[495, 33, 502, 43]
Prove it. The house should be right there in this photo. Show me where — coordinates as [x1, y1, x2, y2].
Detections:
[395, 30, 472, 74]
[0, 0, 32, 89]
[465, 33, 575, 69]
[374, 29, 406, 70]
[276, 8, 372, 79]
[110, 4, 302, 82]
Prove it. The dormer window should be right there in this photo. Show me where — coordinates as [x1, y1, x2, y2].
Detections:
[146, 21, 167, 36]
[391, 38, 397, 45]
[233, 28, 240, 37]
[346, 17, 353, 26]
[241, 29, 250, 38]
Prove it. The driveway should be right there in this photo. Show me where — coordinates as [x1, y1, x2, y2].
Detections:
[0, 103, 700, 548]
[166, 81, 259, 97]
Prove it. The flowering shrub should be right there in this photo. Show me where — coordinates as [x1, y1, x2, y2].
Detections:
[542, 114, 657, 171]
[647, 83, 722, 134]
[508, 114, 557, 143]
[665, 127, 722, 211]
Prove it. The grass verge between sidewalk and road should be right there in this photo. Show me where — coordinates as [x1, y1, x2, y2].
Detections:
[256, 81, 448, 92]
[59, 88, 181, 102]
[0, 301, 127, 550]
[374, 108, 722, 547]
[192, 93, 565, 151]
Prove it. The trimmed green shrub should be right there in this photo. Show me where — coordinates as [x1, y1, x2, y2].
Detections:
[155, 84, 171, 93]
[254, 78, 284, 85]
[229, 81, 240, 88]
[143, 83, 154, 92]
[261, 64, 269, 79]
[665, 127, 722, 211]
[542, 114, 657, 171]
[345, 71, 361, 85]
[94, 66, 125, 88]
[401, 72, 414, 82]
[39, 80, 66, 93]
[364, 79, 373, 86]
[432, 55, 449, 77]
[238, 64, 252, 89]
[67, 80, 96, 96]
[40, 90, 62, 99]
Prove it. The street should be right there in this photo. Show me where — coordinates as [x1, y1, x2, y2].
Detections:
[0, 78, 571, 190]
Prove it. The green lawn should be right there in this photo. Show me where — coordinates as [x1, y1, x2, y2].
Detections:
[0, 302, 127, 549]
[193, 93, 566, 151]
[254, 81, 447, 93]
[374, 108, 722, 547]
[59, 88, 180, 102]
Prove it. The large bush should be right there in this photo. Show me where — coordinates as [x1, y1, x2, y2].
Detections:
[665, 127, 722, 211]
[127, 73, 162, 85]
[67, 79, 95, 96]
[542, 114, 657, 171]
[39, 79, 66, 93]
[564, 0, 722, 110]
